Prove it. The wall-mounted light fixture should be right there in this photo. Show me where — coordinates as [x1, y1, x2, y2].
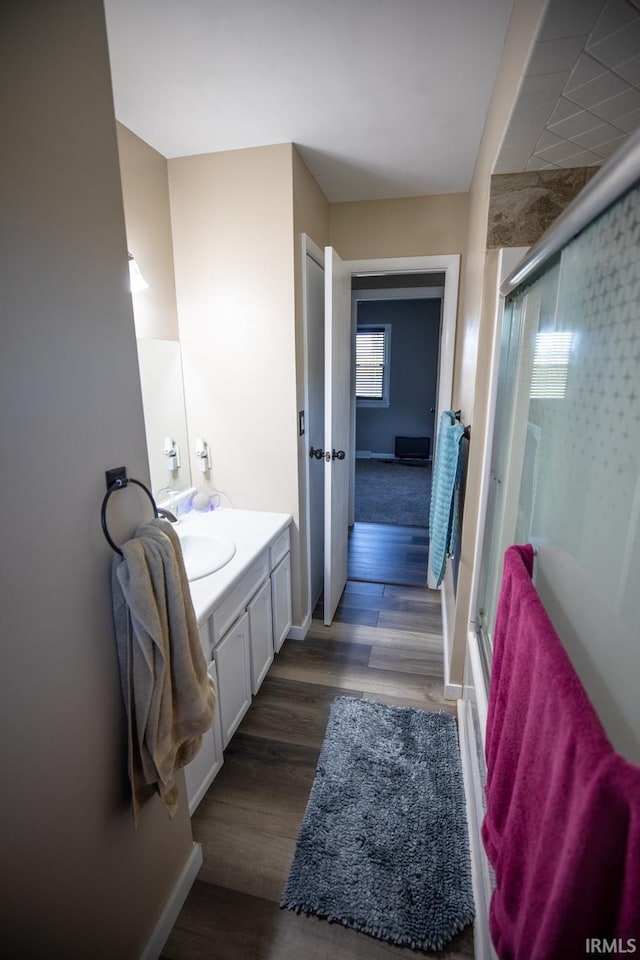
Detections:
[128, 252, 149, 293]
[195, 437, 211, 473]
[163, 437, 180, 472]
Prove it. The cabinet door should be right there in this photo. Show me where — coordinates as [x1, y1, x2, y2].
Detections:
[214, 611, 251, 748]
[183, 659, 224, 815]
[271, 553, 292, 653]
[247, 578, 274, 695]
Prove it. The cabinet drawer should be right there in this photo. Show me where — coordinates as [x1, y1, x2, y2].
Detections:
[269, 527, 290, 568]
[210, 551, 269, 645]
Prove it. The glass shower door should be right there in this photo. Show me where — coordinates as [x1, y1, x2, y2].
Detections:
[475, 263, 560, 651]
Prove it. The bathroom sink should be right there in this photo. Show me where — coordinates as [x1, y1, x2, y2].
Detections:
[176, 532, 236, 581]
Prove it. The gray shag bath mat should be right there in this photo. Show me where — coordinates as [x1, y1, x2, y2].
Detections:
[280, 696, 474, 951]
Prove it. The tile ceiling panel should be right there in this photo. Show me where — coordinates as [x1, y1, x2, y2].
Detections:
[497, 0, 640, 174]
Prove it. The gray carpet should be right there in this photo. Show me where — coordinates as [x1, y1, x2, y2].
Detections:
[280, 697, 474, 951]
[355, 459, 431, 527]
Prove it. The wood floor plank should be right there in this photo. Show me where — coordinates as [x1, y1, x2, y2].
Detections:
[343, 579, 385, 596]
[199, 732, 319, 817]
[193, 807, 297, 901]
[305, 620, 444, 649]
[349, 569, 427, 588]
[237, 676, 363, 748]
[348, 521, 428, 586]
[330, 605, 379, 626]
[335, 590, 442, 619]
[269, 654, 452, 708]
[277, 636, 373, 668]
[377, 607, 443, 633]
[161, 881, 474, 960]
[361, 689, 457, 714]
[348, 543, 429, 559]
[383, 583, 440, 604]
[350, 522, 429, 539]
[368, 643, 445, 678]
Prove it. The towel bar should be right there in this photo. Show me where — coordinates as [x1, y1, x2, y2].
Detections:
[101, 467, 158, 556]
[453, 410, 471, 440]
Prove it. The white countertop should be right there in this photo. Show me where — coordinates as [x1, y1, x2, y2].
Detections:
[175, 507, 292, 625]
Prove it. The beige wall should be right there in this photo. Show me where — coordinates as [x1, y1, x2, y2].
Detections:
[116, 122, 180, 340]
[450, 0, 549, 684]
[168, 144, 307, 622]
[117, 123, 192, 494]
[0, 2, 193, 956]
[329, 192, 469, 260]
[292, 147, 330, 623]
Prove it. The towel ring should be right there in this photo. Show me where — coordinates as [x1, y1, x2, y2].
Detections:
[101, 471, 159, 556]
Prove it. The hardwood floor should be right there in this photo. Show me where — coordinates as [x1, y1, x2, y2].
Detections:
[348, 521, 429, 586]
[161, 580, 473, 960]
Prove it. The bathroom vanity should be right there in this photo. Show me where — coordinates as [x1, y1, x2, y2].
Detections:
[175, 508, 293, 814]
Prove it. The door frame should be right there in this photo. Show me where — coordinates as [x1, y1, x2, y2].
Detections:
[298, 233, 325, 638]
[347, 255, 459, 590]
[299, 250, 460, 630]
[349, 283, 445, 528]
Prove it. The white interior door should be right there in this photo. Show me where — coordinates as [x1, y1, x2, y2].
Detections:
[306, 252, 325, 610]
[324, 246, 351, 625]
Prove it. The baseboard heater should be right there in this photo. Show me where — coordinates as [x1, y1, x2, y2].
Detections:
[394, 435, 430, 460]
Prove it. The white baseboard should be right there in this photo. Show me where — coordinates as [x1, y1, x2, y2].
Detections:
[287, 614, 311, 641]
[441, 567, 462, 701]
[467, 629, 488, 754]
[457, 699, 496, 960]
[356, 450, 395, 460]
[140, 842, 203, 960]
[445, 680, 463, 699]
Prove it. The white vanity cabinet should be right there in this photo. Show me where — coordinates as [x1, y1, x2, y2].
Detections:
[214, 611, 252, 748]
[247, 578, 274, 695]
[271, 553, 292, 652]
[182, 513, 292, 815]
[183, 658, 224, 814]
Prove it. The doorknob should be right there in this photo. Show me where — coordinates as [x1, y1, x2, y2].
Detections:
[309, 446, 324, 460]
[332, 449, 346, 461]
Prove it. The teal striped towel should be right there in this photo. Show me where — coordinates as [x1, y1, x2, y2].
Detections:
[429, 411, 465, 587]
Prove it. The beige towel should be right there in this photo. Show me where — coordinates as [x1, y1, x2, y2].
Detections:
[111, 518, 215, 822]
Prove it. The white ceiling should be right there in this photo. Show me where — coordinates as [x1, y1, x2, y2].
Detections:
[104, 0, 515, 203]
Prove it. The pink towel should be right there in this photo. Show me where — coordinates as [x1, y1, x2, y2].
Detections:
[482, 544, 640, 959]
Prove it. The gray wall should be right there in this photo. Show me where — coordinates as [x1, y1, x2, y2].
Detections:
[0, 2, 193, 956]
[356, 299, 441, 456]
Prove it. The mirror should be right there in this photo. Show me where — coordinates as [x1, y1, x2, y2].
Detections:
[136, 338, 192, 496]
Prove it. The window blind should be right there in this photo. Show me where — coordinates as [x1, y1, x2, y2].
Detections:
[356, 327, 386, 399]
[530, 331, 573, 399]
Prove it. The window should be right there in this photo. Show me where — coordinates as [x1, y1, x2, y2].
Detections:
[530, 331, 573, 399]
[356, 324, 391, 407]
